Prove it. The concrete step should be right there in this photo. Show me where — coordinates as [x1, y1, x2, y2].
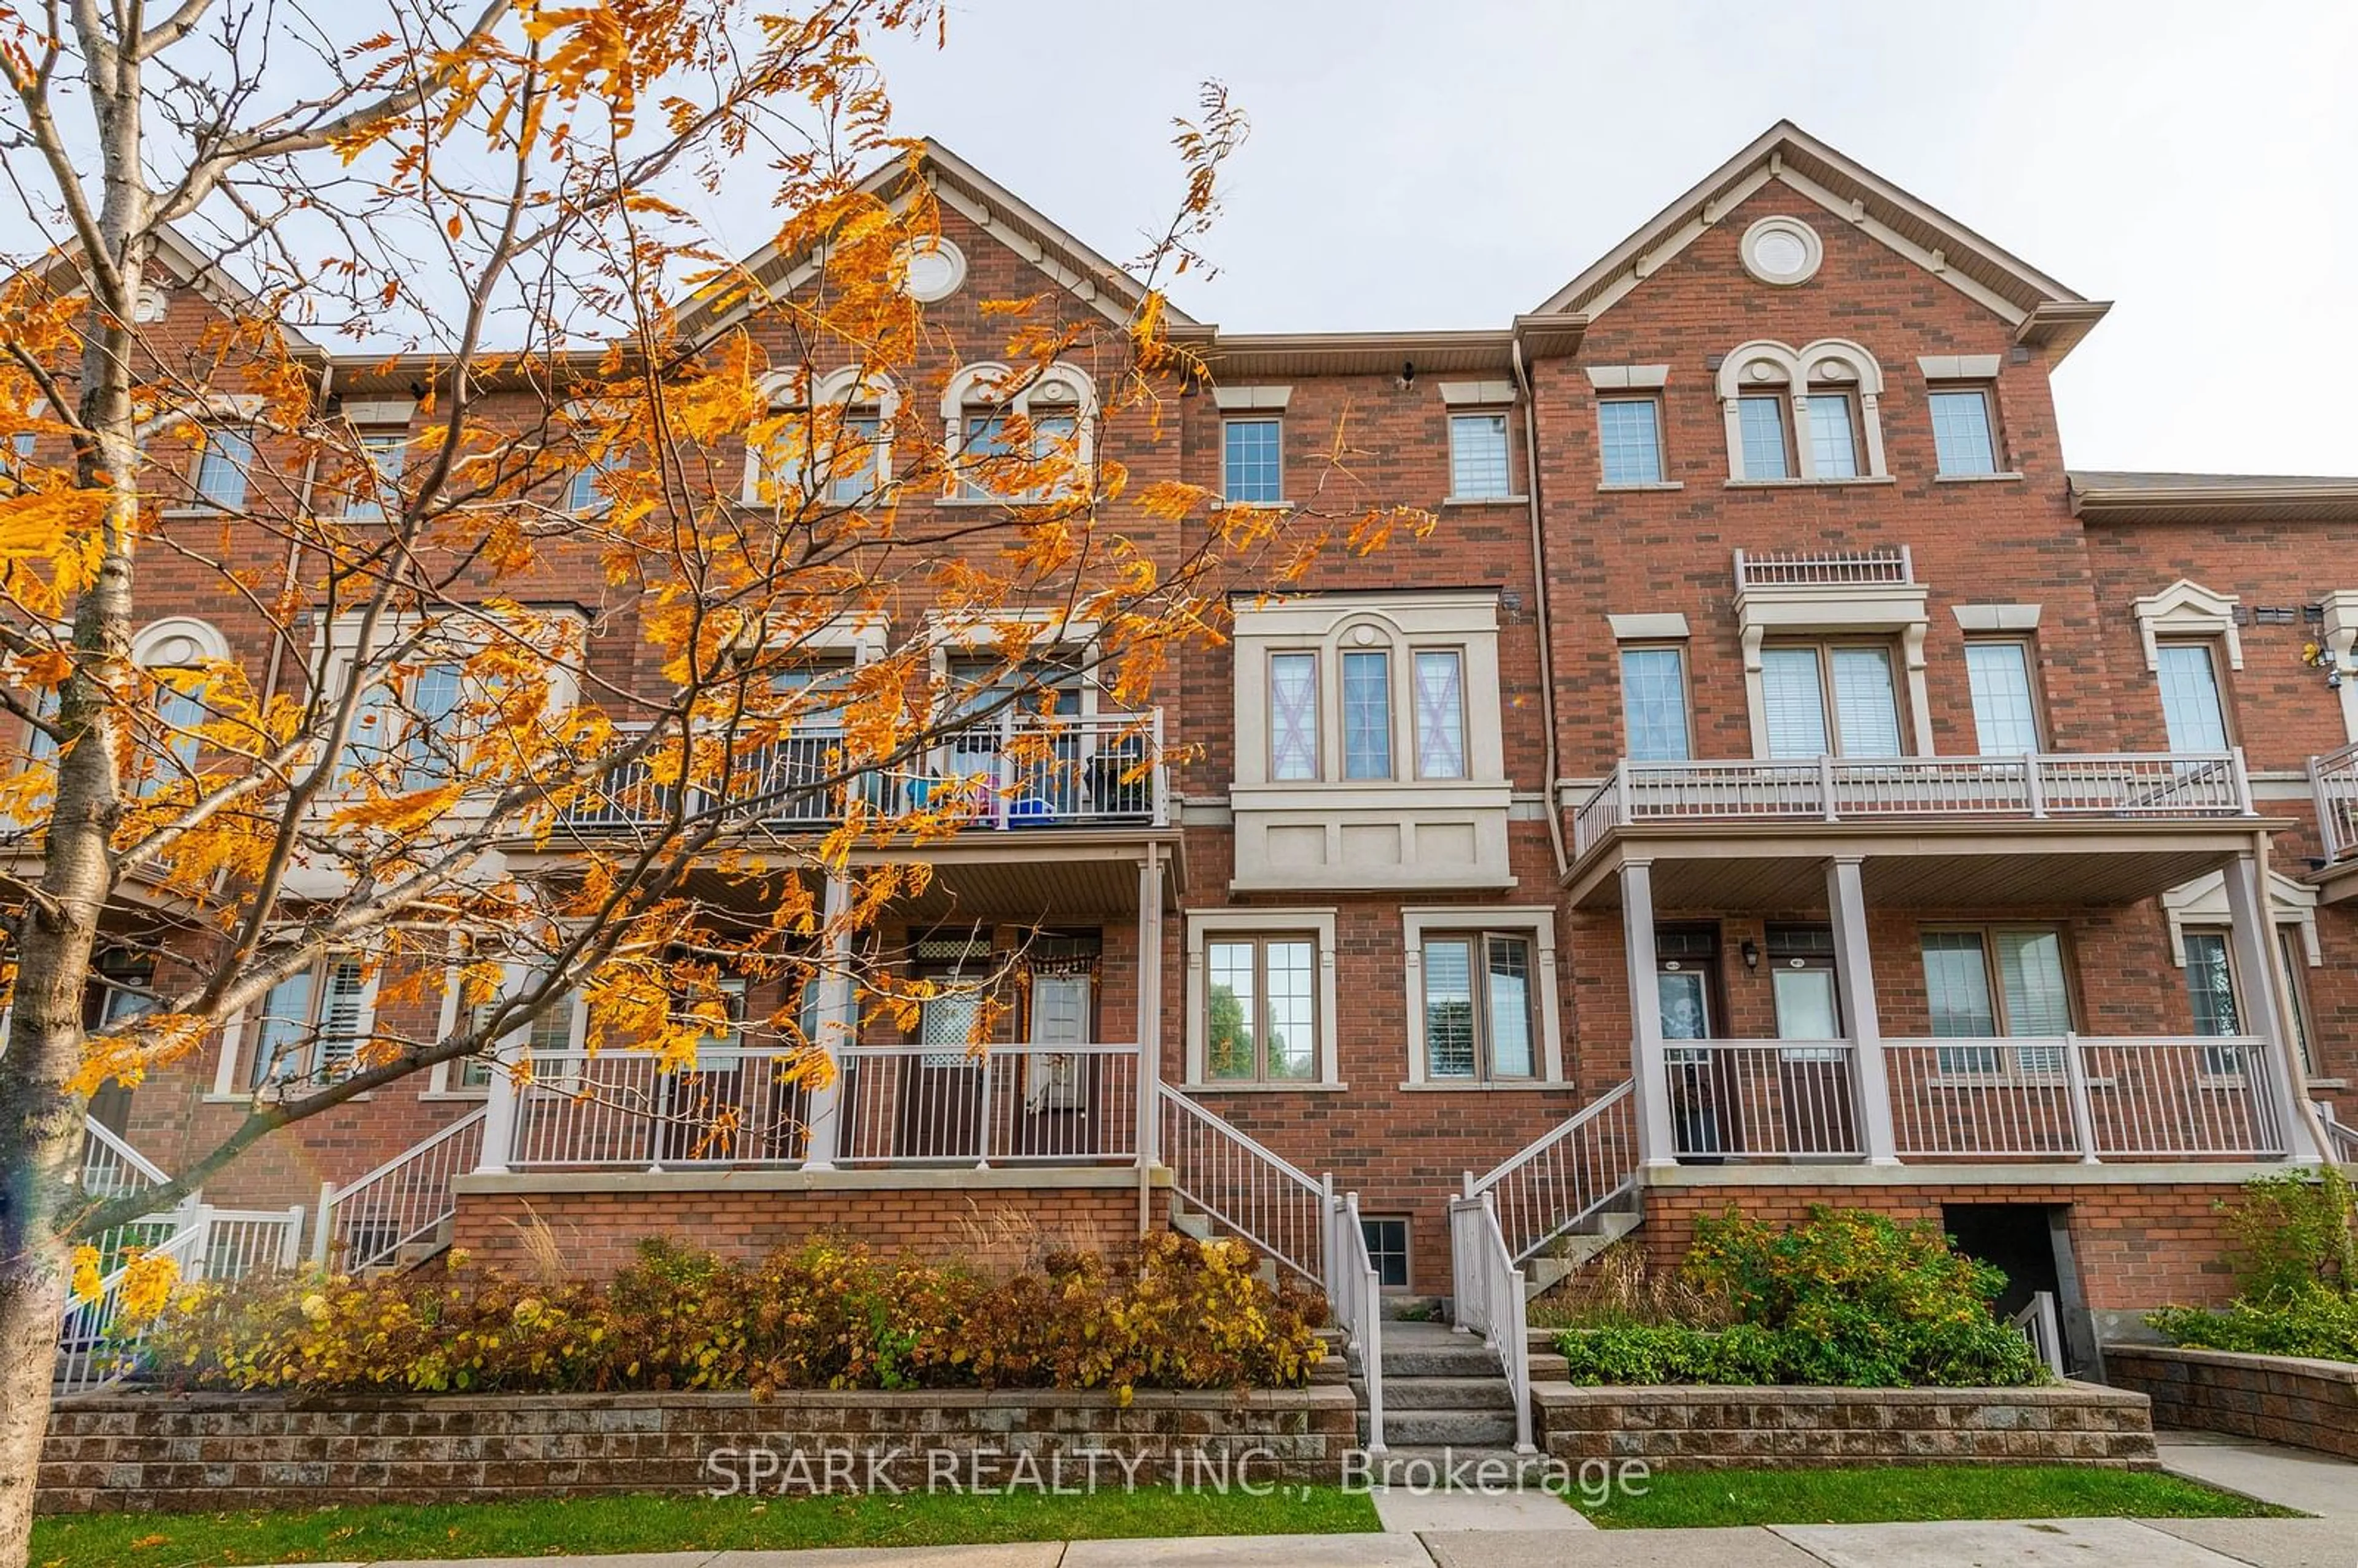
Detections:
[1379, 1341, 1505, 1377]
[1524, 1208, 1644, 1297]
[1376, 1408, 1523, 1448]
[1362, 1446, 1549, 1488]
[1376, 1375, 1516, 1411]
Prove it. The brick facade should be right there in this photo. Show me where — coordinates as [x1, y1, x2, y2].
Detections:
[45, 125, 2358, 1320]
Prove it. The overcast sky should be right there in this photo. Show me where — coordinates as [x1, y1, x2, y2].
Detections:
[830, 0, 2357, 476]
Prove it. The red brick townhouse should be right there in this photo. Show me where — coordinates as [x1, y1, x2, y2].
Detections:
[37, 123, 2358, 1402]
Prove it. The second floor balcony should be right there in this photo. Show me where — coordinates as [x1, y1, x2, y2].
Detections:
[1569, 748, 2267, 910]
[554, 708, 1170, 844]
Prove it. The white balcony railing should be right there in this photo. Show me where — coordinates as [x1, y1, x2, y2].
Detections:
[508, 1041, 1142, 1170]
[1465, 1080, 1637, 1264]
[1662, 1041, 1862, 1160]
[2309, 740, 2358, 862]
[1734, 545, 1913, 589]
[1574, 750, 2253, 858]
[559, 710, 1167, 836]
[1884, 1034, 2284, 1160]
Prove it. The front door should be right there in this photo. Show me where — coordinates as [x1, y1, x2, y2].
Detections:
[1016, 971, 1094, 1157]
[1768, 926, 1853, 1155]
[1656, 926, 1727, 1160]
[898, 985, 987, 1159]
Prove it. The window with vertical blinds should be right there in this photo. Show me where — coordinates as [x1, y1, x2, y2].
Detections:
[1760, 646, 1830, 758]
[1761, 643, 1903, 757]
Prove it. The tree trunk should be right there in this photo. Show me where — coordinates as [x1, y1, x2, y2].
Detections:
[0, 227, 143, 1564]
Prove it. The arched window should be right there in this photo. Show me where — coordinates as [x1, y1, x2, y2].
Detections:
[941, 361, 1095, 501]
[744, 365, 899, 507]
[128, 616, 231, 794]
[1716, 339, 1886, 483]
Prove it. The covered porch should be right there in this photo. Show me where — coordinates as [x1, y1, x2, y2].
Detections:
[1568, 769, 2326, 1169]
[470, 840, 1175, 1177]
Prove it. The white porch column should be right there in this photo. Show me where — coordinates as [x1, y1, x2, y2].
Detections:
[1826, 855, 1899, 1165]
[475, 1052, 518, 1176]
[1621, 859, 1678, 1168]
[801, 873, 855, 1170]
[2222, 849, 2327, 1162]
[1135, 847, 1164, 1170]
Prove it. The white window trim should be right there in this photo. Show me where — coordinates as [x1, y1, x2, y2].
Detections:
[920, 608, 1103, 719]
[1607, 611, 1691, 642]
[1716, 339, 1887, 483]
[1183, 908, 1340, 1089]
[2133, 580, 2243, 673]
[1443, 406, 1520, 504]
[1583, 365, 1671, 390]
[1232, 592, 1504, 789]
[211, 952, 380, 1100]
[310, 608, 586, 808]
[1733, 576, 1932, 758]
[1212, 386, 1291, 411]
[1952, 604, 2042, 633]
[940, 360, 1097, 500]
[1400, 905, 1566, 1087]
[1220, 412, 1286, 506]
[2162, 871, 2321, 969]
[744, 365, 900, 506]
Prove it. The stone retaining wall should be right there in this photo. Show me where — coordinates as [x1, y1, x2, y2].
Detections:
[1533, 1381, 2155, 1468]
[2103, 1344, 2358, 1459]
[37, 1383, 1358, 1514]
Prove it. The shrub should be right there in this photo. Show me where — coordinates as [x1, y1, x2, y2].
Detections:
[2146, 1170, 2358, 1365]
[2217, 1168, 2354, 1302]
[1554, 1206, 2048, 1388]
[2148, 1283, 2358, 1364]
[148, 1231, 1325, 1400]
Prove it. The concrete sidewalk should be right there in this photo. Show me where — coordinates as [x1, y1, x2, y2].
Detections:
[271, 1519, 2358, 1567]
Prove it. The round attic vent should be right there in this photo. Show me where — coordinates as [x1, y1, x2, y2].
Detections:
[898, 238, 967, 303]
[1740, 215, 1823, 287]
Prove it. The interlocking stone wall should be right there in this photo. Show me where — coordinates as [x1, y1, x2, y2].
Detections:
[2104, 1344, 2358, 1459]
[1533, 1380, 2155, 1468]
[37, 1383, 1360, 1513]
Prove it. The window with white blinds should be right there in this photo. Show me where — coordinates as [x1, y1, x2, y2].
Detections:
[1966, 640, 2042, 753]
[249, 957, 372, 1088]
[2157, 642, 2232, 752]
[1921, 926, 2071, 1075]
[1761, 643, 1904, 758]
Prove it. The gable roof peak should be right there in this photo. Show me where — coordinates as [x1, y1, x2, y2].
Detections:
[1533, 120, 2109, 360]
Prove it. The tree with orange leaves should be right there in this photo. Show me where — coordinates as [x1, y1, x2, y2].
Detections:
[0, 2, 1431, 1558]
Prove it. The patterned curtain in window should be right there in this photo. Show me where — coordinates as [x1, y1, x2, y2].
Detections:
[1269, 653, 1318, 780]
[1412, 651, 1466, 778]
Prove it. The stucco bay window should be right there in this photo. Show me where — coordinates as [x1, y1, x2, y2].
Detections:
[1230, 590, 1511, 891]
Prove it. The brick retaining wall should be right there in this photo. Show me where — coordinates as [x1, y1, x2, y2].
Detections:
[1533, 1381, 2155, 1468]
[37, 1383, 1358, 1513]
[2103, 1344, 2358, 1459]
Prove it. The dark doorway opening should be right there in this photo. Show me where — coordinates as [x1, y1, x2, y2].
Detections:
[1941, 1203, 2098, 1380]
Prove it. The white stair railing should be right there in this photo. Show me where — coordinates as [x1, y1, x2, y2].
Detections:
[1466, 1080, 1639, 1265]
[316, 1106, 487, 1272]
[1449, 1188, 1534, 1453]
[2317, 1101, 2358, 1165]
[54, 1202, 303, 1396]
[2009, 1289, 2066, 1379]
[1159, 1087, 1328, 1286]
[1326, 1189, 1385, 1456]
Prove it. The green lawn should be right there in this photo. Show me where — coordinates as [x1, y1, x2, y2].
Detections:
[31, 1486, 1376, 1568]
[1574, 1463, 2302, 1529]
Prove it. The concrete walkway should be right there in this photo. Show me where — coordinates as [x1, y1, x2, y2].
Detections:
[273, 1519, 2358, 1567]
[2157, 1430, 2358, 1518]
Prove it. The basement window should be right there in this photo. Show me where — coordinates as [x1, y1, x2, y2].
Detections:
[1361, 1215, 1411, 1292]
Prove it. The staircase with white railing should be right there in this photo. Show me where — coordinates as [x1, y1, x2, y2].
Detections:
[1463, 1080, 1642, 1295]
[315, 1106, 487, 1273]
[1158, 1086, 1383, 1450]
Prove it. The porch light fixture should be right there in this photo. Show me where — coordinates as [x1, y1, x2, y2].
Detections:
[1741, 938, 1761, 971]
